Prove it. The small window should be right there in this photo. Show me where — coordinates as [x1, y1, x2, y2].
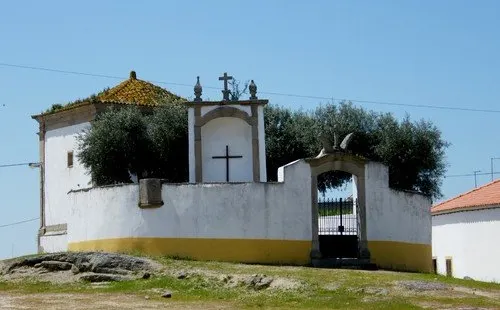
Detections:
[67, 151, 74, 168]
[445, 258, 453, 277]
[432, 258, 437, 274]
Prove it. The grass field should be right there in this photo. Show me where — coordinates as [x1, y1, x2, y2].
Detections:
[1, 255, 500, 309]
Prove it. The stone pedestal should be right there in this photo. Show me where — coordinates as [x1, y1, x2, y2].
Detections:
[139, 178, 163, 208]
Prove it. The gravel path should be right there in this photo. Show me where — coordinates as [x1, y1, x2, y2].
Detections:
[0, 292, 234, 310]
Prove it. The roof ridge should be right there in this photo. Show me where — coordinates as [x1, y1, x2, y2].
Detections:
[137, 78, 183, 103]
[145, 78, 184, 101]
[432, 179, 500, 209]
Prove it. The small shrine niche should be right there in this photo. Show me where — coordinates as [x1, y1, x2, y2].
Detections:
[186, 72, 268, 183]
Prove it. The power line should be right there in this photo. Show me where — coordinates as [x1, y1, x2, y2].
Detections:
[0, 62, 190, 87]
[2, 62, 500, 113]
[0, 162, 39, 168]
[445, 171, 500, 178]
[0, 217, 39, 228]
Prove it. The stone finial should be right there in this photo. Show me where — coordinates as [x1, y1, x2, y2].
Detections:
[340, 133, 354, 150]
[194, 76, 202, 101]
[249, 80, 258, 100]
[315, 132, 355, 158]
[318, 134, 334, 154]
[130, 71, 137, 80]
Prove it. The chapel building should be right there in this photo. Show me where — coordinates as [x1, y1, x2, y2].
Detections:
[32, 71, 185, 252]
[32, 71, 432, 273]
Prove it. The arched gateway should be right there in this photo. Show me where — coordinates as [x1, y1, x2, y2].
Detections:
[306, 151, 370, 262]
[302, 137, 433, 271]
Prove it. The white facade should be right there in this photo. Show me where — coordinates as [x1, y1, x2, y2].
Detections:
[202, 117, 253, 182]
[432, 207, 500, 283]
[188, 103, 267, 183]
[41, 122, 91, 252]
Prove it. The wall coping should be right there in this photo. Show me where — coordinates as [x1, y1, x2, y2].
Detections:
[68, 182, 136, 194]
[389, 187, 431, 199]
[67, 180, 285, 195]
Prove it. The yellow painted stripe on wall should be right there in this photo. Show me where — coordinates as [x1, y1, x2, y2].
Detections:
[69, 237, 312, 265]
[368, 240, 432, 273]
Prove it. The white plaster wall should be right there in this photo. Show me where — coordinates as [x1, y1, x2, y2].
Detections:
[188, 108, 195, 183]
[201, 117, 253, 182]
[68, 160, 312, 243]
[432, 207, 500, 282]
[44, 122, 91, 227]
[352, 175, 358, 216]
[257, 105, 267, 182]
[40, 234, 67, 253]
[201, 105, 251, 117]
[364, 162, 431, 244]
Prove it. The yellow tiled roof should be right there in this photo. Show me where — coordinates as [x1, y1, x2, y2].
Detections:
[39, 71, 185, 116]
[97, 71, 184, 105]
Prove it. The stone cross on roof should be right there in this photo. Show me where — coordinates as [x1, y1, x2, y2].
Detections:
[219, 72, 233, 101]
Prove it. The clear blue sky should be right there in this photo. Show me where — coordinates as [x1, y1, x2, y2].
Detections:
[1, 0, 499, 259]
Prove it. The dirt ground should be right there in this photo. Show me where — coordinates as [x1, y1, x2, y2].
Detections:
[2, 253, 500, 309]
[0, 292, 234, 310]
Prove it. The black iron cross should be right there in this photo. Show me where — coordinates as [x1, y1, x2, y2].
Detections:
[218, 72, 233, 100]
[212, 145, 242, 182]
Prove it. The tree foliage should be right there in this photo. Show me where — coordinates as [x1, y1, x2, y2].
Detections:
[146, 103, 189, 182]
[77, 107, 149, 185]
[77, 104, 188, 186]
[264, 105, 315, 181]
[265, 101, 449, 198]
[78, 101, 448, 199]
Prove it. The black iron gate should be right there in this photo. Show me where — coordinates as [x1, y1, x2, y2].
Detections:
[318, 198, 359, 258]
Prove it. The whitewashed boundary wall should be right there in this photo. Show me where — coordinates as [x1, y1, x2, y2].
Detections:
[364, 162, 432, 272]
[67, 160, 313, 265]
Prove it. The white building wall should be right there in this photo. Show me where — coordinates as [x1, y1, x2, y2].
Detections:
[188, 108, 195, 183]
[257, 105, 267, 182]
[352, 175, 358, 216]
[68, 160, 312, 243]
[44, 122, 91, 226]
[43, 122, 91, 252]
[364, 162, 431, 244]
[432, 207, 500, 283]
[201, 117, 253, 182]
